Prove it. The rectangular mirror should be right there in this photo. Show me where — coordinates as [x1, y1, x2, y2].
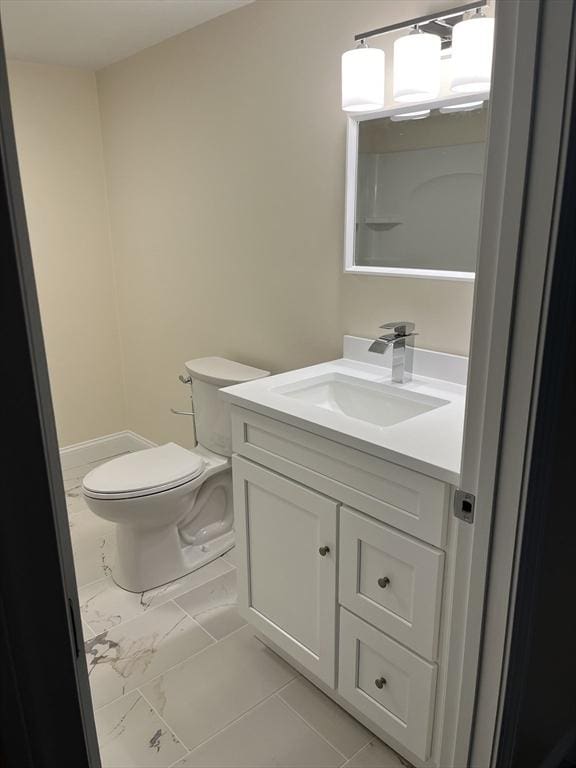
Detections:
[344, 96, 489, 281]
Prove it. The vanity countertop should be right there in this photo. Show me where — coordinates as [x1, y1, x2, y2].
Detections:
[222, 338, 467, 486]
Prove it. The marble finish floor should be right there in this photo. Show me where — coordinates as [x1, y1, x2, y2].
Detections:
[65, 454, 410, 768]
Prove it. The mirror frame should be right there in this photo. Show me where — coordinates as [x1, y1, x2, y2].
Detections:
[344, 91, 490, 282]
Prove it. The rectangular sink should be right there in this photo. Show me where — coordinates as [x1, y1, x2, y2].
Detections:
[273, 373, 449, 428]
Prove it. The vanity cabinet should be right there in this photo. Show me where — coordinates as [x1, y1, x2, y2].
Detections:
[231, 405, 453, 765]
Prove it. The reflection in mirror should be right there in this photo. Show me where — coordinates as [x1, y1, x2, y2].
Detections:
[353, 105, 488, 274]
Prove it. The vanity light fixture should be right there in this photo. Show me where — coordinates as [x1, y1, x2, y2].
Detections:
[342, 0, 491, 114]
[390, 109, 431, 122]
[341, 40, 385, 113]
[439, 100, 484, 113]
[450, 9, 495, 94]
[393, 27, 441, 103]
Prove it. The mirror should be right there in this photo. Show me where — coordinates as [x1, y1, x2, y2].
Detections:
[345, 100, 489, 279]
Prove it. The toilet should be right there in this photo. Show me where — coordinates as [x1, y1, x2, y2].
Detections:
[82, 357, 269, 592]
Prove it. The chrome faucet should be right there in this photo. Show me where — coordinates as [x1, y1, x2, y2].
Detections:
[368, 321, 417, 384]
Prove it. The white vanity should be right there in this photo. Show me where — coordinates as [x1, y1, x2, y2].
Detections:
[222, 336, 468, 768]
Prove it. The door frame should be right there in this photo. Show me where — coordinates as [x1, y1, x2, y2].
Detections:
[0, 21, 100, 768]
[453, 0, 576, 765]
[1, 1, 575, 766]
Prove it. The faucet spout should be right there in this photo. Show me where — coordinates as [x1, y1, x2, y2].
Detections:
[368, 338, 390, 354]
[368, 321, 417, 384]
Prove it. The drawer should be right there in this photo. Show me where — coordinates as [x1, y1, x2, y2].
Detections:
[339, 507, 444, 659]
[231, 406, 449, 547]
[339, 608, 437, 762]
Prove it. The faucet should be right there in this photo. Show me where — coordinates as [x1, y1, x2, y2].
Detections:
[368, 321, 417, 384]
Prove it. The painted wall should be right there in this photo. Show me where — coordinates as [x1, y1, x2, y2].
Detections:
[97, 0, 474, 447]
[8, 61, 126, 446]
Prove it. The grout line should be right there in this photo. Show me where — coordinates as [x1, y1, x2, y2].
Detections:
[130, 619, 253, 694]
[276, 694, 350, 763]
[342, 741, 368, 766]
[168, 754, 190, 768]
[159, 680, 299, 762]
[167, 598, 221, 643]
[90, 612, 249, 713]
[135, 686, 190, 757]
[81, 618, 99, 639]
[171, 562, 236, 605]
[77, 558, 235, 636]
[175, 603, 220, 643]
[90, 617, 217, 712]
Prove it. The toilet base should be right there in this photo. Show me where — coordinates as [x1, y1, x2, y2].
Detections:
[112, 526, 235, 593]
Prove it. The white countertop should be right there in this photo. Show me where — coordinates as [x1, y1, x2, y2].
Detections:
[221, 339, 467, 486]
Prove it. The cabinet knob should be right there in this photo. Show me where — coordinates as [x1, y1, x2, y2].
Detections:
[378, 576, 391, 588]
[318, 546, 330, 557]
[375, 676, 387, 689]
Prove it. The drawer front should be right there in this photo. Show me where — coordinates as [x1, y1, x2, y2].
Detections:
[339, 507, 444, 659]
[339, 608, 437, 762]
[231, 406, 449, 547]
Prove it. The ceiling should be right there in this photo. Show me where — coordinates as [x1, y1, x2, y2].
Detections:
[0, 0, 254, 71]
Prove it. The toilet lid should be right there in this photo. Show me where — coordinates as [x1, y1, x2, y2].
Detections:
[82, 443, 205, 498]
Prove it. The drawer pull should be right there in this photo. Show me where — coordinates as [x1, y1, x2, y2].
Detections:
[375, 676, 387, 689]
[377, 576, 391, 589]
[318, 546, 330, 557]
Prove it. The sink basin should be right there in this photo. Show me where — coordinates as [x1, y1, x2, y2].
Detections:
[273, 373, 448, 428]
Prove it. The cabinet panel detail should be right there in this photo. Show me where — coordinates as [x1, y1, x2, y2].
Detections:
[233, 456, 337, 686]
[340, 507, 444, 659]
[339, 608, 437, 761]
[231, 406, 448, 547]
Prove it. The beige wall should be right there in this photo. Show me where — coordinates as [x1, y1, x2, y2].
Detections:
[96, 0, 474, 447]
[8, 0, 475, 449]
[8, 61, 126, 447]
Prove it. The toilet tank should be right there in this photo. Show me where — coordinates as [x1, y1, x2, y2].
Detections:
[184, 357, 269, 456]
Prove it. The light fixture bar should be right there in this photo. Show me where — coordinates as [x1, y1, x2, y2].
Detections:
[353, 0, 486, 43]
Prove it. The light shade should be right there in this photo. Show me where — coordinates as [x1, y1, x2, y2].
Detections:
[390, 109, 431, 122]
[393, 31, 441, 103]
[450, 16, 495, 93]
[341, 46, 385, 112]
[440, 100, 484, 113]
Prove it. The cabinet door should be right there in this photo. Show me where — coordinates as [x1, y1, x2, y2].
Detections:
[233, 456, 338, 686]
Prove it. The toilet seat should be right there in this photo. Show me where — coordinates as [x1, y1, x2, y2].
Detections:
[83, 443, 205, 500]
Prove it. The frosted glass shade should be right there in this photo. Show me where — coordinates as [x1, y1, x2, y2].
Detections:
[393, 32, 440, 103]
[390, 109, 430, 122]
[440, 100, 484, 113]
[342, 46, 385, 112]
[450, 16, 495, 93]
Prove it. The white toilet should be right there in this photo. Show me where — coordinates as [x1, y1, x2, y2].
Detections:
[82, 357, 269, 592]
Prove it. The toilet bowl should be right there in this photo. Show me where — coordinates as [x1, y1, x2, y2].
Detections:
[82, 357, 269, 592]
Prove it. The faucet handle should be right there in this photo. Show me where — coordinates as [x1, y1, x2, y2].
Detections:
[379, 321, 416, 336]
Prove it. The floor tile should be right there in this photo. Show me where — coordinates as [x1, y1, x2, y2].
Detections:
[82, 620, 95, 640]
[68, 503, 97, 531]
[175, 570, 245, 640]
[71, 514, 116, 588]
[345, 739, 410, 768]
[86, 602, 213, 708]
[221, 547, 237, 567]
[64, 455, 130, 513]
[279, 677, 371, 758]
[66, 491, 91, 516]
[79, 558, 233, 634]
[140, 624, 296, 751]
[173, 695, 344, 767]
[94, 690, 186, 768]
[63, 457, 108, 482]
